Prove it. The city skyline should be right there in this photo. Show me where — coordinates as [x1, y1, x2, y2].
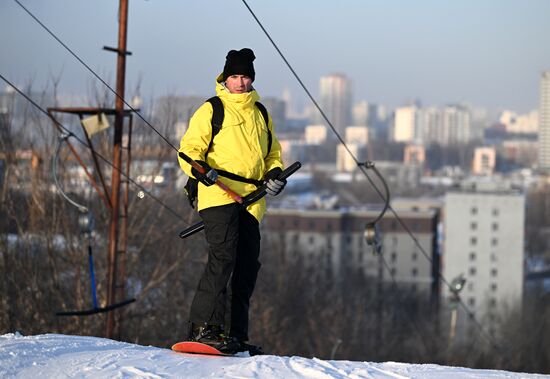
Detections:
[1, 1, 549, 115]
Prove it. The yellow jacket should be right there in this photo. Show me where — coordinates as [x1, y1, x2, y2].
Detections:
[178, 74, 284, 222]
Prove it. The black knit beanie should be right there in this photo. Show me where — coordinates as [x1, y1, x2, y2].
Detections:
[222, 48, 256, 82]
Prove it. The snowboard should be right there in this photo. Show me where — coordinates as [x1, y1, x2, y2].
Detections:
[171, 341, 230, 356]
[171, 341, 264, 356]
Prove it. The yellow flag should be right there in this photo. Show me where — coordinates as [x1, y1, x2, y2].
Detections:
[81, 113, 110, 136]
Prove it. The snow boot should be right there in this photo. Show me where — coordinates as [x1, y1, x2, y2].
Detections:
[187, 323, 224, 346]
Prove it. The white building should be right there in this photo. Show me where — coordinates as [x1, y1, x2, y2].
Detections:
[443, 186, 525, 322]
[334, 126, 371, 172]
[499, 110, 538, 134]
[539, 70, 550, 172]
[393, 106, 417, 143]
[304, 125, 328, 145]
[439, 105, 471, 145]
[393, 105, 472, 146]
[336, 143, 367, 172]
[416, 107, 439, 145]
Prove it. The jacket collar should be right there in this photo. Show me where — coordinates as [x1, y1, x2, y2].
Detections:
[215, 73, 259, 108]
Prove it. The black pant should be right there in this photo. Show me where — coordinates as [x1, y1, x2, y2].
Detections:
[189, 203, 261, 341]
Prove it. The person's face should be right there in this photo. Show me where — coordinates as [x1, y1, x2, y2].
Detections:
[225, 75, 253, 94]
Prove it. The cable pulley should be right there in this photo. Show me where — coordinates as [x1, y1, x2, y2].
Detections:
[358, 161, 391, 254]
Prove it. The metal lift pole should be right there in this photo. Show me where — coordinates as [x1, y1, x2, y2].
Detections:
[106, 0, 129, 339]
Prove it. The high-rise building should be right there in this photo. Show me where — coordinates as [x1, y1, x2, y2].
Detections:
[439, 105, 471, 145]
[539, 71, 550, 172]
[443, 185, 524, 322]
[318, 74, 352, 138]
[394, 105, 472, 146]
[416, 107, 439, 144]
[393, 106, 417, 143]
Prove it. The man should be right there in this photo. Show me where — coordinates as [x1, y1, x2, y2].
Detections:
[177, 48, 286, 354]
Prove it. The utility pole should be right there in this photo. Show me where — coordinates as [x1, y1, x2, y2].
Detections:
[106, 0, 130, 339]
[46, 0, 134, 335]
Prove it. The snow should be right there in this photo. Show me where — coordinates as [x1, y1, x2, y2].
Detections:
[1, 333, 548, 379]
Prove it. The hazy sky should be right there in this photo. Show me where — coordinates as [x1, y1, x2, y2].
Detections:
[1, 0, 549, 114]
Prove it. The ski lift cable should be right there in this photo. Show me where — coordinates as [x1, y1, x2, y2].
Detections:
[240, 0, 502, 351]
[12, 0, 179, 153]
[0, 73, 184, 222]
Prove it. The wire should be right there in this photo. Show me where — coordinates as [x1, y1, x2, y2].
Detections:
[0, 73, 184, 222]
[52, 133, 88, 213]
[12, 0, 179, 153]
[239, 0, 502, 351]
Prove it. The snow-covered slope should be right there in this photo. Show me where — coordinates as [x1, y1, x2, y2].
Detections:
[0, 333, 547, 378]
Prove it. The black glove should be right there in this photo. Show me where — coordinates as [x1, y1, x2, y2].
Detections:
[191, 160, 218, 186]
[264, 167, 286, 196]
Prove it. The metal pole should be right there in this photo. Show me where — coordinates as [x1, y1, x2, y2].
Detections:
[106, 0, 129, 339]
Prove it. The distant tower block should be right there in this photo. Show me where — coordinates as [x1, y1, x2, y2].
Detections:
[319, 73, 352, 137]
[472, 147, 496, 176]
[393, 106, 417, 143]
[539, 70, 550, 173]
[404, 144, 425, 165]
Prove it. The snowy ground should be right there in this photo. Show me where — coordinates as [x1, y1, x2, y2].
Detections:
[1, 333, 548, 378]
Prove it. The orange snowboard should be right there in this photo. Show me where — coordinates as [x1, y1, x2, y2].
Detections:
[171, 341, 228, 356]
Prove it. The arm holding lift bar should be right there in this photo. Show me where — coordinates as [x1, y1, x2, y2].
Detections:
[179, 161, 302, 239]
[178, 151, 243, 204]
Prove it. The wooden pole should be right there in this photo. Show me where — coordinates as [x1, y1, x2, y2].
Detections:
[106, 0, 129, 339]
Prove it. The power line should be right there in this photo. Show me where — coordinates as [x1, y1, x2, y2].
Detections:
[0, 73, 184, 222]
[12, 0, 179, 153]
[239, 0, 502, 350]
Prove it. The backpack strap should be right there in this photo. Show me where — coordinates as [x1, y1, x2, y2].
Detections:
[205, 96, 224, 158]
[255, 101, 272, 155]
